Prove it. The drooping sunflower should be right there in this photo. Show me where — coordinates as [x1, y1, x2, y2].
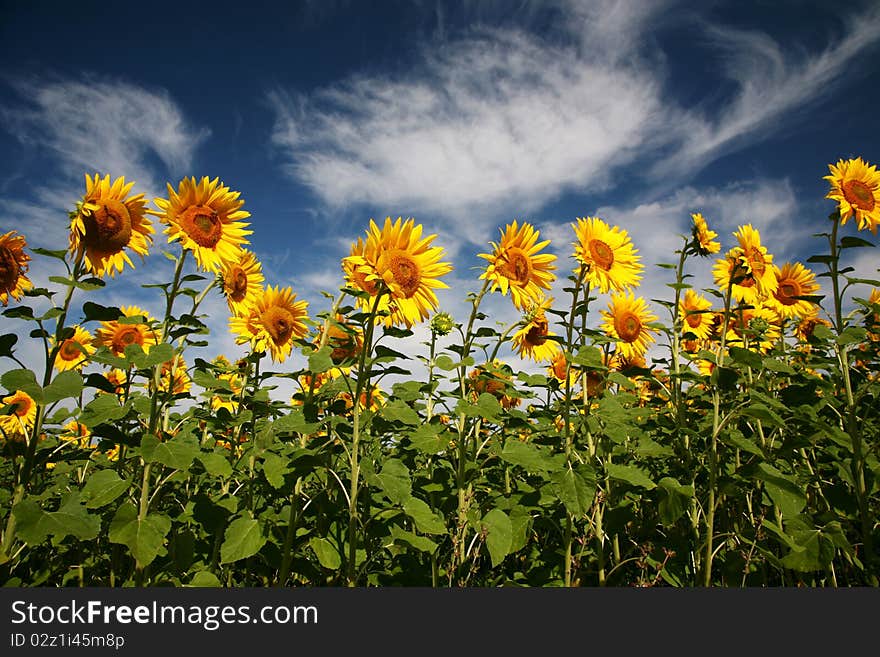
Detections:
[153, 176, 252, 272]
[690, 212, 721, 256]
[68, 174, 153, 277]
[600, 291, 658, 360]
[0, 390, 36, 442]
[725, 304, 781, 353]
[344, 217, 453, 328]
[767, 262, 820, 319]
[824, 157, 880, 234]
[679, 289, 714, 341]
[244, 285, 310, 363]
[96, 306, 158, 357]
[478, 220, 556, 311]
[341, 383, 385, 412]
[0, 230, 33, 306]
[511, 297, 560, 362]
[572, 217, 643, 293]
[53, 325, 96, 372]
[219, 249, 264, 315]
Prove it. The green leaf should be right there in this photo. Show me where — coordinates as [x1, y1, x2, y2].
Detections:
[309, 537, 342, 570]
[403, 496, 447, 535]
[501, 440, 561, 473]
[220, 514, 267, 564]
[474, 392, 503, 420]
[741, 403, 785, 427]
[754, 463, 806, 518]
[657, 477, 694, 526]
[508, 506, 532, 554]
[550, 468, 595, 517]
[1, 369, 42, 402]
[149, 434, 199, 471]
[187, 571, 222, 587]
[0, 333, 18, 358]
[307, 347, 334, 374]
[840, 235, 875, 249]
[406, 424, 447, 455]
[81, 470, 130, 509]
[572, 346, 606, 369]
[137, 343, 175, 368]
[728, 346, 763, 370]
[481, 508, 513, 567]
[607, 463, 656, 489]
[43, 370, 83, 403]
[108, 503, 171, 568]
[198, 452, 233, 478]
[837, 327, 867, 346]
[388, 525, 438, 553]
[11, 499, 51, 544]
[273, 410, 320, 435]
[78, 395, 128, 428]
[375, 459, 412, 504]
[260, 452, 289, 489]
[381, 400, 421, 425]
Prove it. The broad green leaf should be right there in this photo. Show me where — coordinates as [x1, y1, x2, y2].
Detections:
[741, 403, 785, 427]
[481, 508, 513, 567]
[508, 506, 532, 554]
[607, 463, 656, 489]
[108, 503, 171, 568]
[81, 470, 130, 509]
[43, 369, 83, 403]
[572, 346, 606, 369]
[149, 434, 199, 471]
[309, 537, 342, 570]
[403, 496, 447, 535]
[78, 395, 128, 428]
[260, 452, 289, 489]
[1, 369, 42, 402]
[220, 514, 266, 564]
[12, 499, 51, 544]
[755, 463, 806, 518]
[406, 424, 447, 455]
[48, 494, 101, 540]
[188, 571, 222, 587]
[500, 440, 560, 473]
[551, 468, 595, 517]
[198, 452, 233, 478]
[376, 459, 412, 504]
[381, 400, 421, 426]
[474, 392, 503, 420]
[728, 346, 763, 370]
[307, 347, 334, 374]
[657, 477, 694, 526]
[273, 410, 320, 435]
[389, 525, 438, 553]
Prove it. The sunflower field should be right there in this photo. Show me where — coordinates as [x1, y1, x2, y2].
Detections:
[0, 158, 878, 588]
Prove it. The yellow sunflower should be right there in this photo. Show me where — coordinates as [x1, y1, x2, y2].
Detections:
[0, 390, 36, 442]
[59, 420, 93, 449]
[239, 285, 310, 363]
[865, 287, 880, 342]
[68, 173, 153, 277]
[794, 308, 832, 346]
[341, 383, 385, 412]
[344, 217, 453, 328]
[157, 355, 191, 395]
[767, 262, 820, 319]
[690, 212, 721, 256]
[824, 157, 880, 234]
[572, 217, 643, 293]
[102, 368, 129, 396]
[219, 249, 264, 315]
[511, 297, 561, 362]
[547, 350, 579, 388]
[229, 303, 266, 352]
[600, 291, 658, 359]
[469, 361, 520, 410]
[318, 314, 363, 366]
[478, 220, 556, 311]
[96, 306, 158, 357]
[0, 230, 33, 306]
[679, 289, 714, 341]
[733, 224, 777, 299]
[210, 355, 244, 414]
[53, 325, 95, 372]
[725, 305, 781, 353]
[153, 176, 252, 272]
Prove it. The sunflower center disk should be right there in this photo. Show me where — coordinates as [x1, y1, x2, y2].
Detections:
[82, 201, 133, 253]
[228, 267, 248, 301]
[588, 239, 614, 270]
[525, 318, 549, 346]
[262, 307, 295, 345]
[60, 340, 82, 361]
[615, 311, 642, 343]
[112, 327, 143, 354]
[686, 313, 703, 329]
[0, 247, 18, 291]
[388, 251, 422, 298]
[182, 205, 223, 248]
[778, 281, 799, 305]
[500, 248, 532, 285]
[843, 179, 875, 211]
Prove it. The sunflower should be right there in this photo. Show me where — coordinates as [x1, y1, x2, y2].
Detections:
[690, 213, 721, 256]
[53, 325, 95, 372]
[794, 308, 832, 346]
[102, 368, 129, 396]
[0, 230, 33, 306]
[712, 225, 778, 305]
[679, 289, 714, 340]
[157, 355, 191, 395]
[220, 249, 264, 315]
[547, 351, 579, 388]
[59, 420, 93, 449]
[572, 217, 643, 293]
[344, 217, 453, 328]
[469, 361, 520, 409]
[68, 174, 153, 277]
[824, 157, 880, 234]
[864, 287, 880, 342]
[600, 291, 658, 360]
[153, 176, 252, 272]
[511, 297, 561, 362]
[725, 305, 781, 353]
[478, 220, 556, 311]
[318, 314, 363, 365]
[341, 383, 384, 412]
[239, 285, 309, 363]
[0, 390, 36, 442]
[209, 355, 244, 413]
[767, 262, 820, 319]
[96, 306, 158, 357]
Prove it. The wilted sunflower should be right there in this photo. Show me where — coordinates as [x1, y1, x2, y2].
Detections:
[572, 217, 643, 293]
[69, 174, 153, 277]
[825, 157, 880, 234]
[601, 291, 658, 359]
[478, 220, 556, 311]
[725, 305, 781, 353]
[220, 249, 264, 315]
[767, 262, 820, 319]
[242, 285, 310, 363]
[690, 213, 721, 256]
[512, 297, 560, 362]
[53, 325, 95, 372]
[96, 306, 158, 357]
[0, 230, 33, 306]
[679, 289, 714, 341]
[154, 176, 252, 272]
[344, 217, 452, 328]
[0, 390, 36, 442]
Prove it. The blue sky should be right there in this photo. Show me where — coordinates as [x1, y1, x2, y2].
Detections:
[2, 0, 880, 388]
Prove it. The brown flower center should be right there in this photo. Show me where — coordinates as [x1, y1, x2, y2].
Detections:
[13, 398, 32, 417]
[499, 247, 532, 285]
[0, 247, 20, 293]
[686, 312, 704, 329]
[59, 339, 84, 362]
[261, 306, 296, 346]
[745, 248, 766, 278]
[180, 205, 223, 248]
[226, 266, 248, 302]
[387, 250, 421, 298]
[776, 279, 801, 306]
[614, 310, 642, 343]
[589, 239, 614, 270]
[525, 316, 549, 346]
[82, 200, 132, 253]
[843, 179, 875, 211]
[112, 326, 144, 354]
